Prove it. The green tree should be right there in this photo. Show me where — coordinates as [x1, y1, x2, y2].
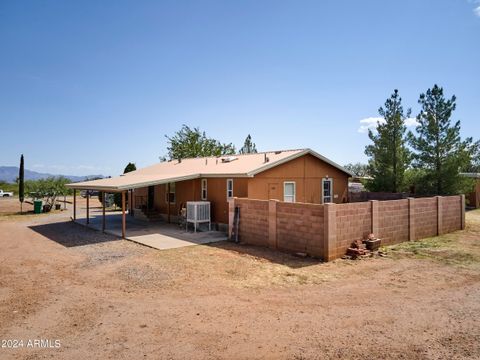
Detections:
[408, 85, 474, 195]
[165, 125, 235, 160]
[344, 162, 370, 177]
[19, 154, 24, 213]
[114, 163, 137, 208]
[463, 140, 480, 173]
[27, 176, 70, 211]
[239, 134, 257, 154]
[365, 89, 411, 192]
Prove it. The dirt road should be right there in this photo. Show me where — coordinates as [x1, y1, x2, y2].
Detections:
[1, 207, 479, 359]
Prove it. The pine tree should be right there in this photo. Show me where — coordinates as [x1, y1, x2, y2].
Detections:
[365, 89, 411, 192]
[114, 163, 137, 208]
[408, 85, 473, 195]
[19, 154, 24, 213]
[239, 134, 257, 154]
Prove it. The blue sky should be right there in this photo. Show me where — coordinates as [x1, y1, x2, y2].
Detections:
[1, 0, 479, 176]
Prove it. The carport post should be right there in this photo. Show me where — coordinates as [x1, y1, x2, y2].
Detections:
[130, 189, 134, 217]
[167, 182, 171, 223]
[122, 191, 126, 239]
[73, 189, 76, 220]
[102, 192, 106, 232]
[86, 191, 90, 224]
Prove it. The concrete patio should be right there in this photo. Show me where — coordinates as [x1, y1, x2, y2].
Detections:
[74, 209, 228, 250]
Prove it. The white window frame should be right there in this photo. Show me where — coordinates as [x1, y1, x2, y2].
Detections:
[201, 179, 208, 200]
[226, 179, 234, 199]
[322, 178, 333, 204]
[165, 182, 176, 204]
[283, 181, 296, 203]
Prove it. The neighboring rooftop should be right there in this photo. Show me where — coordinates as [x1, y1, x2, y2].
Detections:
[66, 148, 353, 191]
[460, 172, 480, 179]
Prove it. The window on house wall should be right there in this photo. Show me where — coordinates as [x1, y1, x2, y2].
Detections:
[165, 182, 176, 204]
[227, 179, 234, 199]
[322, 178, 333, 203]
[201, 179, 207, 200]
[283, 182, 295, 203]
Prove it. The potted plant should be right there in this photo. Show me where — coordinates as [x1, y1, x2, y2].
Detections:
[364, 233, 381, 251]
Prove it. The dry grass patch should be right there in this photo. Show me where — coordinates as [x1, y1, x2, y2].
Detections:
[385, 209, 480, 268]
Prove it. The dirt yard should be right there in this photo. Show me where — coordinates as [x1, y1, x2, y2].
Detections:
[0, 202, 479, 359]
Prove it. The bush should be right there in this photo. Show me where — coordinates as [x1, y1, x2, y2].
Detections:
[27, 177, 70, 211]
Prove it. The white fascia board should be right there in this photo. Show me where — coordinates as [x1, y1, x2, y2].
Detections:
[66, 173, 253, 191]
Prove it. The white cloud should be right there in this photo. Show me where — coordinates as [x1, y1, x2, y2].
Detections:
[358, 117, 385, 133]
[358, 117, 418, 133]
[470, 0, 480, 17]
[475, 5, 480, 16]
[404, 117, 419, 127]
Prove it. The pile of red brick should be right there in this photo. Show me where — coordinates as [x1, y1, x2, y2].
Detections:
[346, 239, 371, 259]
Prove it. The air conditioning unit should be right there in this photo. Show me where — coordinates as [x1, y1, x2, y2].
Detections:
[186, 201, 211, 232]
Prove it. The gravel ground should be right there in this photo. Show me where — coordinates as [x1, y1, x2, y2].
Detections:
[0, 208, 479, 359]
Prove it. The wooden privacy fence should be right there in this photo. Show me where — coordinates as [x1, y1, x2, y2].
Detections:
[228, 195, 466, 261]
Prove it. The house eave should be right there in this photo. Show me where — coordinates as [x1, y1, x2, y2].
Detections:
[246, 149, 354, 177]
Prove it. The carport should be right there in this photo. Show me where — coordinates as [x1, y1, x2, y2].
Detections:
[66, 174, 227, 249]
[66, 173, 190, 240]
[73, 207, 227, 250]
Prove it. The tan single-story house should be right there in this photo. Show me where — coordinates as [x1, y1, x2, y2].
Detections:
[67, 148, 352, 233]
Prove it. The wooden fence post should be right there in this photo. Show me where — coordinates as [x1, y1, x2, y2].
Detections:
[460, 194, 466, 230]
[268, 200, 278, 249]
[323, 203, 337, 261]
[408, 197, 415, 241]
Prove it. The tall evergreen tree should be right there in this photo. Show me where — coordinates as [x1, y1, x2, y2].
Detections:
[19, 154, 24, 213]
[365, 89, 411, 192]
[408, 85, 473, 195]
[114, 163, 137, 208]
[239, 134, 257, 154]
[123, 162, 137, 173]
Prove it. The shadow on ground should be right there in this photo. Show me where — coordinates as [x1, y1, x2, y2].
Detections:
[207, 241, 323, 269]
[29, 220, 121, 247]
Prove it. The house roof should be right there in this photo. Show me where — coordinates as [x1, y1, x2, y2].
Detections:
[460, 172, 480, 179]
[66, 148, 353, 191]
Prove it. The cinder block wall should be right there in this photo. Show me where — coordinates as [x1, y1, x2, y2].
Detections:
[335, 202, 371, 258]
[442, 196, 462, 233]
[276, 202, 325, 257]
[414, 198, 438, 239]
[377, 199, 409, 246]
[235, 198, 269, 247]
[229, 195, 465, 261]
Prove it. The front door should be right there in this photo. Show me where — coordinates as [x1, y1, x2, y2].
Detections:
[322, 178, 333, 203]
[268, 183, 280, 200]
[148, 186, 155, 210]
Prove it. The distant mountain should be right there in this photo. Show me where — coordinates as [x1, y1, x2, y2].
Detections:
[0, 166, 103, 183]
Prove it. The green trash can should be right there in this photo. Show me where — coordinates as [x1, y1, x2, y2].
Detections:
[34, 200, 43, 214]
